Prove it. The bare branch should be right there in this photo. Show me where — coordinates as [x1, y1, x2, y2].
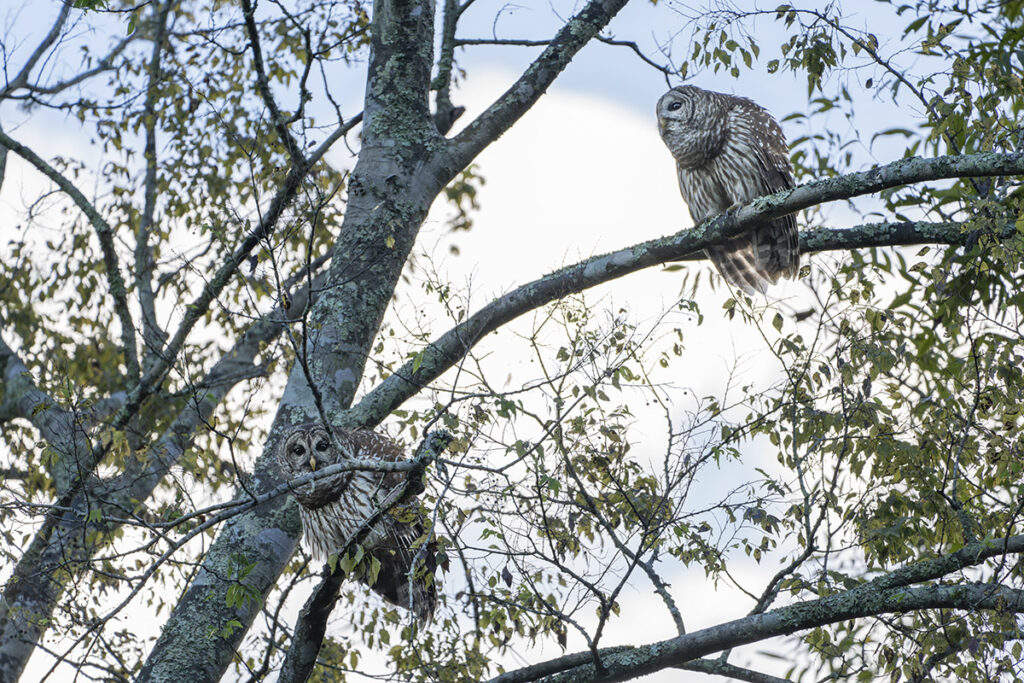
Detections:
[677, 659, 791, 683]
[135, 0, 174, 377]
[0, 5, 72, 99]
[453, 35, 673, 75]
[442, 0, 631, 175]
[240, 0, 306, 164]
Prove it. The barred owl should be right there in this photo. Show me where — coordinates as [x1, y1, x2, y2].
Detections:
[656, 85, 800, 293]
[277, 423, 436, 621]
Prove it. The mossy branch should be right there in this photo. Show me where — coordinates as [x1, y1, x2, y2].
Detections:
[348, 151, 1024, 429]
[491, 534, 1024, 683]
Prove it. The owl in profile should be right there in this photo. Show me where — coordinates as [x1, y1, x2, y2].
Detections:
[656, 85, 800, 293]
[276, 423, 436, 621]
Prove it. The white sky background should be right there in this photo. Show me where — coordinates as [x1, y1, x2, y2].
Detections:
[0, 0, 930, 681]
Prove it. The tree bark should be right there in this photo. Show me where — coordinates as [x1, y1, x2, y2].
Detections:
[136, 0, 445, 677]
[133, 0, 636, 678]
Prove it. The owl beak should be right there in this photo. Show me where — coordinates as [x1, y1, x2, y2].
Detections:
[308, 455, 317, 471]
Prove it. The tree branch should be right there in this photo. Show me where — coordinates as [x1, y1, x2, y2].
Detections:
[537, 582, 1024, 683]
[135, 0, 174, 378]
[453, 35, 673, 75]
[0, 129, 140, 390]
[431, 0, 466, 135]
[677, 659, 791, 683]
[442, 0, 631, 176]
[0, 334, 89, 490]
[509, 534, 1024, 682]
[241, 0, 306, 164]
[0, 4, 72, 100]
[347, 151, 1024, 430]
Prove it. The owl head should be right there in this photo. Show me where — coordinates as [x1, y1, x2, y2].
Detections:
[656, 85, 729, 168]
[277, 424, 335, 478]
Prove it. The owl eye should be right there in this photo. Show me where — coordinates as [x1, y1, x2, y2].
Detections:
[668, 101, 682, 112]
[315, 439, 330, 452]
[290, 444, 306, 457]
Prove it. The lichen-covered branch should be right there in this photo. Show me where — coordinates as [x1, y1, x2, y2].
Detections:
[493, 534, 1024, 683]
[540, 582, 1024, 682]
[430, 0, 464, 134]
[0, 335, 88, 491]
[348, 153, 1024, 429]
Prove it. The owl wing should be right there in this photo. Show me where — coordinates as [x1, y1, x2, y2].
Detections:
[346, 430, 412, 496]
[727, 99, 795, 196]
[702, 101, 800, 291]
[349, 430, 437, 621]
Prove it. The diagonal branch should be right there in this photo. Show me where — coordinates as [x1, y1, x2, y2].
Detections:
[240, 0, 306, 164]
[490, 534, 1024, 683]
[0, 129, 140, 388]
[50, 114, 363, 500]
[0, 4, 72, 100]
[441, 0, 631, 176]
[537, 582, 1024, 683]
[347, 150, 1024, 430]
[9, 33, 135, 97]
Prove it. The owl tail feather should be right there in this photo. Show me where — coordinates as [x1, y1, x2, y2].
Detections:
[370, 544, 437, 622]
[705, 222, 799, 294]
